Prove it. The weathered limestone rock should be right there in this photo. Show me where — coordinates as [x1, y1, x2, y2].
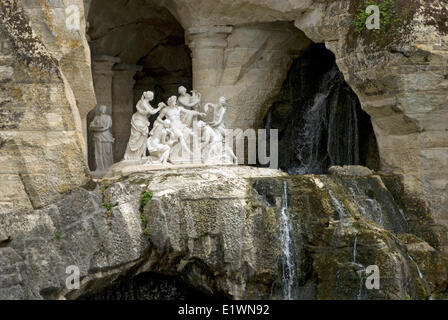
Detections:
[1, 166, 446, 300]
[186, 23, 312, 129]
[0, 0, 93, 213]
[295, 0, 448, 244]
[0, 0, 447, 299]
[329, 165, 374, 177]
[159, 0, 448, 247]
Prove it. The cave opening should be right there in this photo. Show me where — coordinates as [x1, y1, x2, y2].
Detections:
[85, 0, 192, 172]
[264, 43, 380, 174]
[79, 272, 220, 301]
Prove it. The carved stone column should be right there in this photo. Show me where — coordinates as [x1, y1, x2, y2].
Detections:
[92, 55, 120, 114]
[112, 64, 143, 161]
[186, 24, 310, 131]
[186, 26, 233, 105]
[88, 55, 120, 170]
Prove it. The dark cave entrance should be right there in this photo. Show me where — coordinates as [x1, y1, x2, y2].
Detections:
[264, 44, 380, 174]
[79, 272, 219, 301]
[86, 0, 192, 170]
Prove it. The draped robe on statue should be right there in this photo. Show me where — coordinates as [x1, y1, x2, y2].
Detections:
[90, 114, 114, 171]
[124, 92, 161, 161]
[124, 113, 149, 160]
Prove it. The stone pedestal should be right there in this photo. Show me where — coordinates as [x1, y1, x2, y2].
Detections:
[112, 64, 143, 161]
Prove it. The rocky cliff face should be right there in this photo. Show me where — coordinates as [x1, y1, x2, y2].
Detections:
[1, 166, 446, 300]
[0, 0, 447, 300]
[0, 0, 94, 214]
[1, 0, 446, 244]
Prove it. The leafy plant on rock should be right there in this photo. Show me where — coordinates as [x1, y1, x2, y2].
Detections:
[354, 0, 395, 33]
[140, 191, 153, 239]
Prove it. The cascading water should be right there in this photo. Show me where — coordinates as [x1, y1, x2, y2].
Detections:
[352, 234, 367, 300]
[264, 44, 377, 174]
[291, 65, 361, 174]
[346, 181, 408, 234]
[407, 254, 433, 300]
[279, 181, 295, 300]
[328, 190, 347, 220]
[353, 235, 358, 264]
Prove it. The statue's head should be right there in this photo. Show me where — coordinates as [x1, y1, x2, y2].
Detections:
[99, 105, 107, 114]
[167, 96, 177, 106]
[219, 96, 227, 106]
[143, 91, 154, 101]
[178, 86, 187, 95]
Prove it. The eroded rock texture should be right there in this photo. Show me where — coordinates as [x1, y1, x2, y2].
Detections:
[1, 0, 446, 240]
[0, 166, 446, 300]
[0, 0, 447, 300]
[0, 0, 94, 214]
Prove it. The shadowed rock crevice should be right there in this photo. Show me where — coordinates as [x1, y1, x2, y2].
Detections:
[264, 44, 379, 174]
[79, 272, 216, 300]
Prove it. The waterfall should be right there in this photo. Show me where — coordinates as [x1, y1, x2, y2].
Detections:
[347, 181, 408, 234]
[353, 235, 358, 264]
[407, 254, 433, 299]
[288, 66, 362, 174]
[328, 190, 347, 220]
[352, 234, 367, 300]
[279, 181, 295, 300]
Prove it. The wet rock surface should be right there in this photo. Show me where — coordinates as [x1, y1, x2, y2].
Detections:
[0, 166, 446, 300]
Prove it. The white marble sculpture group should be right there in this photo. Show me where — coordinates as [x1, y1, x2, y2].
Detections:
[123, 86, 237, 166]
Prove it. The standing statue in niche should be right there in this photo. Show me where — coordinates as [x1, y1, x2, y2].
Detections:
[89, 105, 115, 172]
[177, 86, 201, 127]
[124, 91, 162, 161]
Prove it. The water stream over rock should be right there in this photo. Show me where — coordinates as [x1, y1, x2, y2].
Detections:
[265, 44, 378, 174]
[279, 182, 295, 300]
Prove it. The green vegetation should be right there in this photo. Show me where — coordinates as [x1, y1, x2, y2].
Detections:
[140, 190, 153, 239]
[352, 221, 361, 230]
[102, 202, 115, 217]
[100, 187, 116, 217]
[55, 232, 63, 240]
[140, 191, 153, 212]
[354, 0, 395, 33]
[102, 202, 113, 211]
[140, 212, 147, 224]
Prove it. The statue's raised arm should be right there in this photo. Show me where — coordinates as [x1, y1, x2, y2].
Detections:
[178, 86, 201, 109]
[124, 91, 164, 161]
[137, 91, 163, 115]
